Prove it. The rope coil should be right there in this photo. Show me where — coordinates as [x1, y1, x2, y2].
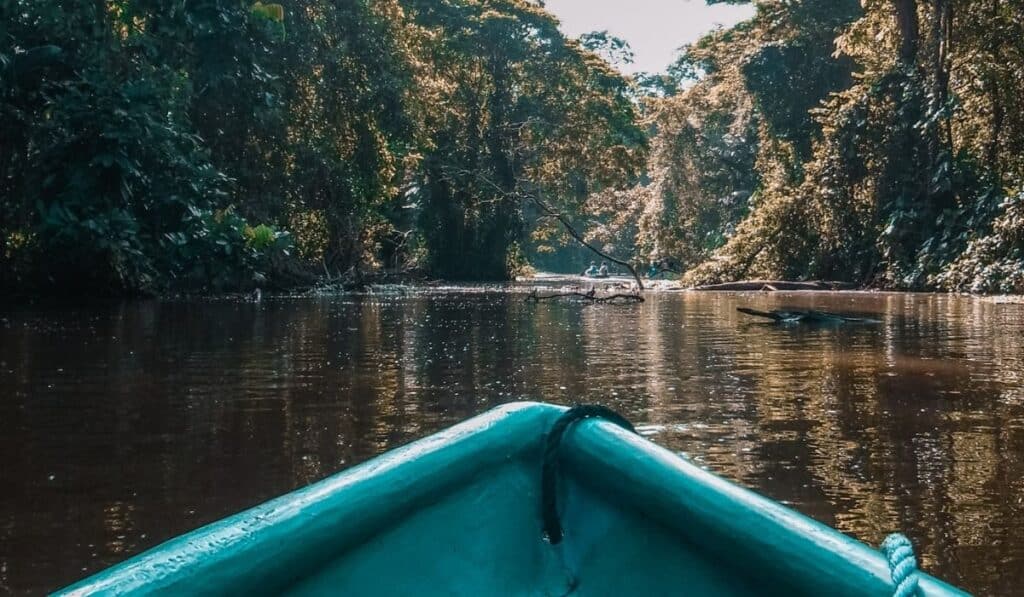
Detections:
[881, 533, 920, 597]
[541, 405, 635, 545]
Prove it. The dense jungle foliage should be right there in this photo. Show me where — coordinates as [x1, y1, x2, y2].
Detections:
[0, 0, 644, 292]
[635, 0, 1024, 293]
[1, 0, 1022, 294]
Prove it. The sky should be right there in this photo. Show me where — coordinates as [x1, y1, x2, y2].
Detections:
[543, 0, 756, 74]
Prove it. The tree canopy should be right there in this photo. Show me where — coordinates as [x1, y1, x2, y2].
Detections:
[2, 0, 1023, 294]
[639, 0, 1024, 293]
[0, 0, 643, 292]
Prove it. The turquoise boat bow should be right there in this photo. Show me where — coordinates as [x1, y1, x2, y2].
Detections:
[58, 402, 969, 596]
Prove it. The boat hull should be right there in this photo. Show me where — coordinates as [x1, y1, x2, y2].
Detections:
[57, 403, 969, 596]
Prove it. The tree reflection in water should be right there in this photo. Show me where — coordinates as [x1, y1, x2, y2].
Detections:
[0, 290, 1021, 594]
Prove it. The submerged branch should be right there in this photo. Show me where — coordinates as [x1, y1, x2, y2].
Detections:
[737, 308, 879, 324]
[526, 289, 644, 304]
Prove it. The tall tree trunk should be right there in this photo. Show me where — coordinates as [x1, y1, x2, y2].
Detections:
[483, 54, 518, 279]
[931, 0, 952, 102]
[988, 83, 1004, 180]
[930, 0, 955, 204]
[938, 0, 954, 151]
[986, 0, 1004, 180]
[893, 0, 920, 64]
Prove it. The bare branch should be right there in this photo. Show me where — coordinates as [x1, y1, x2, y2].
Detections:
[528, 194, 645, 290]
[434, 164, 645, 290]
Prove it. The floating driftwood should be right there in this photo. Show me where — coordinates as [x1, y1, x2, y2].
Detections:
[526, 289, 644, 304]
[737, 307, 878, 323]
[695, 280, 859, 292]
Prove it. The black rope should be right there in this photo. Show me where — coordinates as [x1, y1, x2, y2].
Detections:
[541, 405, 635, 545]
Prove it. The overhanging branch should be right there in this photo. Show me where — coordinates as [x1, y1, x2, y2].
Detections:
[436, 165, 645, 290]
[529, 195, 644, 290]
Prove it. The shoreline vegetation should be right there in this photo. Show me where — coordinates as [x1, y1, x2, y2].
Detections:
[3, 1, 1023, 298]
[4, 270, 1020, 307]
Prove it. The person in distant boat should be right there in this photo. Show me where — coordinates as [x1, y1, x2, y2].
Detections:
[598, 261, 609, 277]
[583, 261, 599, 277]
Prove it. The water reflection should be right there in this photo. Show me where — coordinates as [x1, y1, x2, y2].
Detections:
[1, 291, 1022, 594]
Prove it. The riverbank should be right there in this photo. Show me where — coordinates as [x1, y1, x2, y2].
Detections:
[7, 268, 1023, 305]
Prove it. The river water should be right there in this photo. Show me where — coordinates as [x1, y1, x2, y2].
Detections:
[1, 285, 1022, 594]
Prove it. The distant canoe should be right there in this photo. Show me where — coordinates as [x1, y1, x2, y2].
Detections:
[58, 403, 967, 596]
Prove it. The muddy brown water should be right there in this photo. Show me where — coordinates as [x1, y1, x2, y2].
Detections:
[1, 286, 1022, 594]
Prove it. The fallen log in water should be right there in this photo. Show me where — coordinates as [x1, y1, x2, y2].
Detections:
[526, 289, 644, 304]
[694, 280, 859, 292]
[737, 307, 878, 323]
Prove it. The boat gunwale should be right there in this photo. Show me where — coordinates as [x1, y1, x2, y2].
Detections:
[560, 420, 968, 597]
[57, 402, 970, 596]
[56, 402, 558, 596]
